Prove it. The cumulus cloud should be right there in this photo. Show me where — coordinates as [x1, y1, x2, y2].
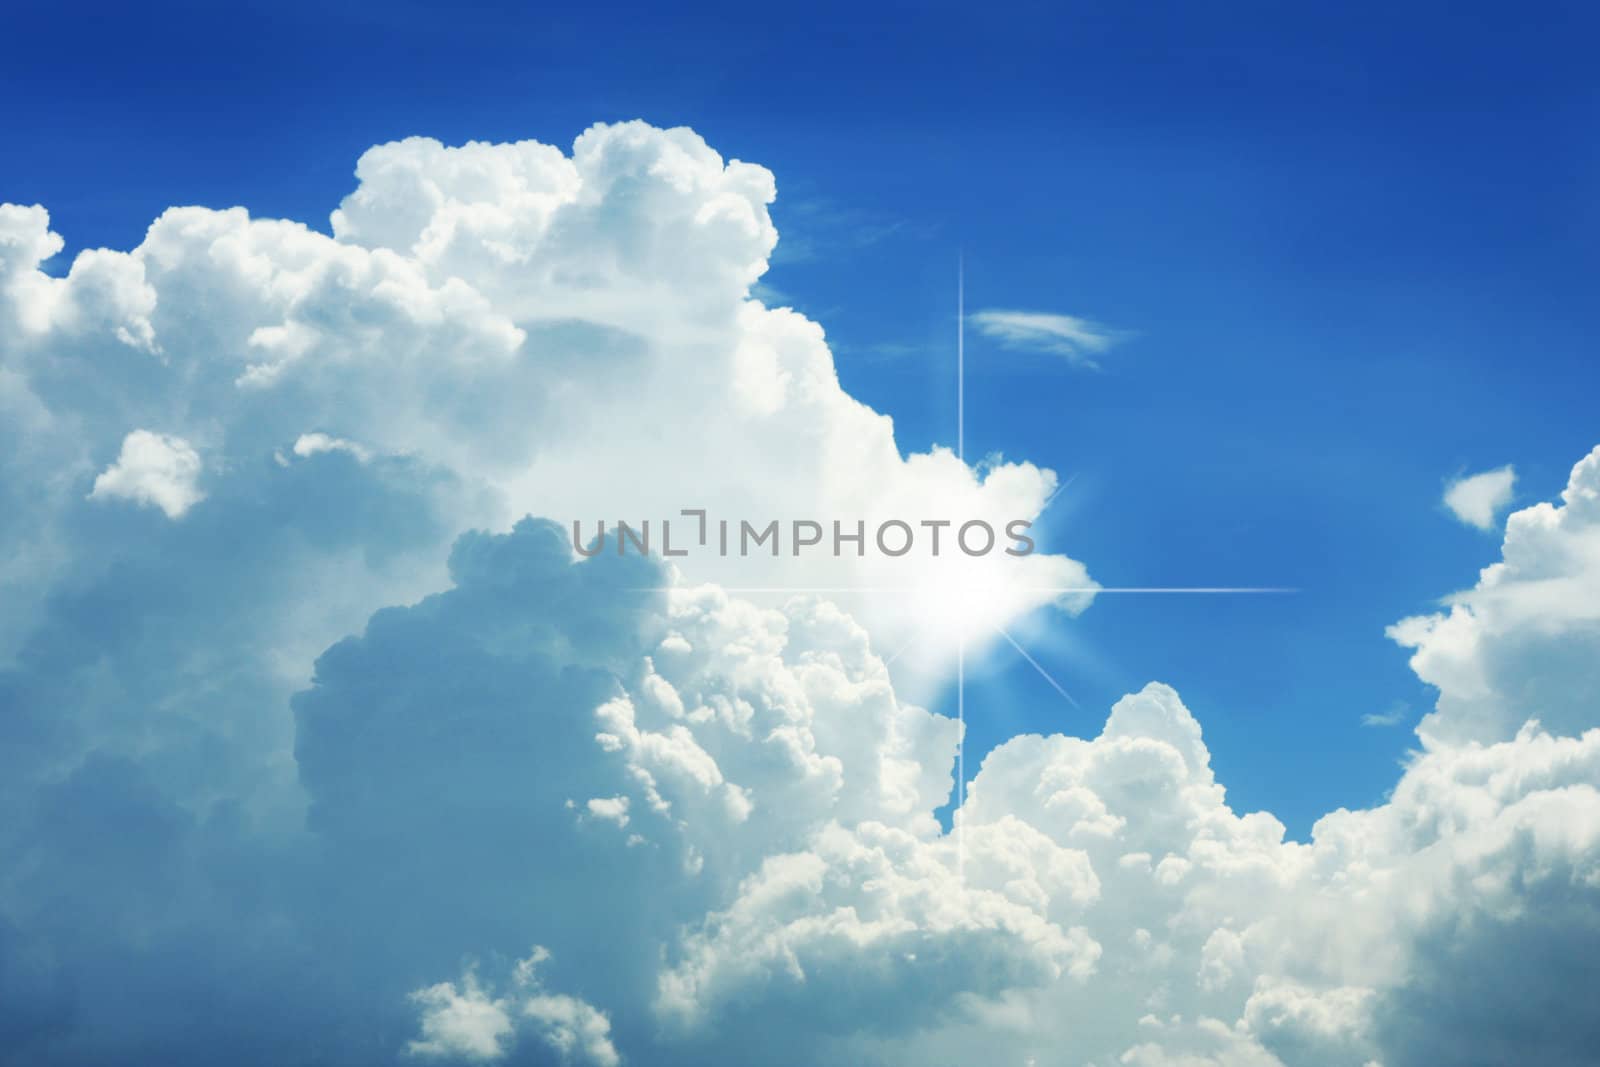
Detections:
[408, 972, 514, 1061]
[88, 429, 204, 518]
[968, 308, 1124, 368]
[0, 123, 1094, 702]
[409, 949, 620, 1067]
[295, 514, 1600, 1067]
[1443, 464, 1516, 530]
[2, 121, 1599, 1067]
[6, 493, 1600, 1067]
[1392, 447, 1600, 745]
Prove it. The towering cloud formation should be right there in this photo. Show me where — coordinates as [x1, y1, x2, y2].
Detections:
[1395, 449, 1600, 745]
[2, 123, 1598, 1067]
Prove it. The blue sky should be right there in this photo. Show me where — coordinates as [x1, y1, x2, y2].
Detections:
[8, 0, 1598, 836]
[8, 5, 1600, 1065]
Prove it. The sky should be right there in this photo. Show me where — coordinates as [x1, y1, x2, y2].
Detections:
[11, 0, 1596, 830]
[4, 3, 1600, 1066]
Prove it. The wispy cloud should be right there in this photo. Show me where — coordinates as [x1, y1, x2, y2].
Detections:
[770, 196, 932, 265]
[1362, 701, 1410, 728]
[968, 309, 1126, 369]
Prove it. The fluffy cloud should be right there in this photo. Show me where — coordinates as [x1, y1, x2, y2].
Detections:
[88, 429, 204, 518]
[1392, 447, 1600, 745]
[0, 123, 1092, 704]
[408, 974, 516, 1061]
[2, 122, 1598, 1067]
[1443, 464, 1516, 530]
[409, 949, 620, 1067]
[5, 494, 1600, 1066]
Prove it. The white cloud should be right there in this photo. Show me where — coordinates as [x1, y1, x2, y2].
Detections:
[1360, 701, 1407, 727]
[585, 795, 630, 827]
[409, 949, 619, 1067]
[1392, 446, 1600, 745]
[522, 990, 621, 1067]
[3, 122, 1599, 1067]
[407, 972, 515, 1061]
[88, 429, 204, 518]
[1443, 465, 1516, 530]
[0, 124, 1096, 701]
[339, 520, 1596, 1067]
[968, 308, 1123, 368]
[290, 432, 371, 462]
